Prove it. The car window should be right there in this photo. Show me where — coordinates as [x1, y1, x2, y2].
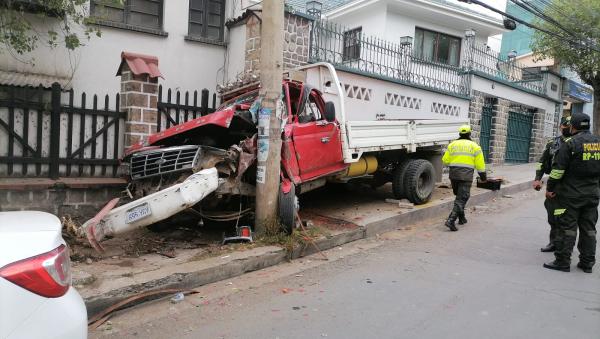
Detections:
[297, 90, 324, 124]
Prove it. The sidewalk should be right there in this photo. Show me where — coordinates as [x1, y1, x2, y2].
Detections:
[74, 163, 536, 317]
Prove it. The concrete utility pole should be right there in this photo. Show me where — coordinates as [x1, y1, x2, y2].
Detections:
[255, 0, 284, 234]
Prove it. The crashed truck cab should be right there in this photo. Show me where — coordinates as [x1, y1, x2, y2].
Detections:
[82, 86, 292, 250]
[82, 62, 466, 250]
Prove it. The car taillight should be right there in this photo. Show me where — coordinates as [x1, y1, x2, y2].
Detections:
[0, 244, 71, 298]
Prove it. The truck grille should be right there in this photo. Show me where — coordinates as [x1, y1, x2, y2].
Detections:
[130, 145, 201, 180]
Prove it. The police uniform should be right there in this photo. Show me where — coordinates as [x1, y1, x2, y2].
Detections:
[544, 113, 600, 273]
[442, 125, 487, 231]
[535, 116, 571, 252]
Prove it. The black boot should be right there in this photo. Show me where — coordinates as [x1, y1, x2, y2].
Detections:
[445, 213, 458, 231]
[543, 261, 570, 272]
[576, 262, 593, 273]
[540, 243, 556, 252]
[458, 213, 467, 225]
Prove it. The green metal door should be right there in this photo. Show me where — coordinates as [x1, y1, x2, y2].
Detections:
[479, 100, 493, 163]
[505, 110, 533, 163]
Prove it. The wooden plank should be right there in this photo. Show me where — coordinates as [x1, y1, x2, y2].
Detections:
[90, 95, 98, 176]
[102, 95, 109, 175]
[7, 85, 14, 175]
[79, 93, 86, 176]
[35, 86, 44, 176]
[66, 89, 74, 176]
[113, 93, 121, 177]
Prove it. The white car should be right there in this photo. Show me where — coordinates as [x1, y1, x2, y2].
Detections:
[0, 211, 87, 339]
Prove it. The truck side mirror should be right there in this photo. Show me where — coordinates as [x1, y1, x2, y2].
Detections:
[324, 102, 336, 122]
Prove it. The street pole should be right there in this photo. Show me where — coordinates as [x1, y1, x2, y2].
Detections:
[255, 0, 284, 234]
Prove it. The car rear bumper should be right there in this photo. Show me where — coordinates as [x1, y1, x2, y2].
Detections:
[7, 287, 87, 339]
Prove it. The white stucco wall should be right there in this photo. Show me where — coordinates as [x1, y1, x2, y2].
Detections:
[0, 1, 231, 97]
[225, 24, 247, 85]
[326, 2, 388, 37]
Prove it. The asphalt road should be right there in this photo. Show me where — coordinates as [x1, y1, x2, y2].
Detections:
[92, 192, 600, 339]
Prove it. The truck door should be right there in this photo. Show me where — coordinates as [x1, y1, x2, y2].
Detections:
[291, 87, 345, 181]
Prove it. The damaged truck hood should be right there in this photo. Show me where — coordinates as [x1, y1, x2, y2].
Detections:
[125, 107, 256, 156]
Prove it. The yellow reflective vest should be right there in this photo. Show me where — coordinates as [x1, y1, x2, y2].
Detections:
[442, 139, 486, 173]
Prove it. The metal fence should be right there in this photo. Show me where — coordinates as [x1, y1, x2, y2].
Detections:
[466, 41, 547, 95]
[309, 20, 468, 97]
[0, 83, 125, 178]
[157, 86, 218, 132]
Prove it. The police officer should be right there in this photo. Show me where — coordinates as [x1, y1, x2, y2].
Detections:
[544, 113, 599, 273]
[442, 125, 487, 231]
[533, 116, 571, 252]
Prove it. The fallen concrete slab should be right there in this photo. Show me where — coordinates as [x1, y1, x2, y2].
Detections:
[79, 165, 535, 318]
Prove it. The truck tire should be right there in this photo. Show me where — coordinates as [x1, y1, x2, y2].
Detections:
[392, 160, 410, 199]
[278, 183, 297, 234]
[403, 159, 435, 205]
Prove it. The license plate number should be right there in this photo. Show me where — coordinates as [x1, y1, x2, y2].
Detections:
[126, 203, 152, 224]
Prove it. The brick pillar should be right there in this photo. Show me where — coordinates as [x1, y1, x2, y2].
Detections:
[489, 98, 510, 164]
[468, 90, 486, 141]
[119, 63, 159, 148]
[529, 109, 546, 162]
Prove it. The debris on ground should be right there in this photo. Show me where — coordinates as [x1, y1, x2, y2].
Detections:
[170, 292, 185, 304]
[384, 198, 415, 209]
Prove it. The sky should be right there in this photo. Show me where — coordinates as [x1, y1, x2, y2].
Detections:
[447, 0, 508, 50]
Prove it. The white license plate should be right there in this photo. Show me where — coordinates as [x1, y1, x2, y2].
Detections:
[126, 203, 152, 224]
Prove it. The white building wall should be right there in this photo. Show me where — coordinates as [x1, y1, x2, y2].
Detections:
[225, 24, 247, 85]
[0, 1, 231, 97]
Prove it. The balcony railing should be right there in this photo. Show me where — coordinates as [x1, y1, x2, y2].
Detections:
[309, 20, 469, 97]
[309, 20, 549, 98]
[465, 41, 547, 95]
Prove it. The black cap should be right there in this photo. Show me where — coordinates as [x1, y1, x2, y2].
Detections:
[570, 113, 591, 130]
[560, 116, 571, 126]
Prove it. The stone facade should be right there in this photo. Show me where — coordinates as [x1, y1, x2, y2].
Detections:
[244, 11, 312, 76]
[467, 90, 486, 141]
[0, 185, 124, 222]
[529, 108, 546, 163]
[120, 64, 159, 148]
[488, 98, 511, 165]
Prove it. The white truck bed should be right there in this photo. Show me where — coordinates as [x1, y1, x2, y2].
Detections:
[296, 63, 469, 162]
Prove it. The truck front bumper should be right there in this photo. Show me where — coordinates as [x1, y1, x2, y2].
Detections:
[82, 168, 219, 251]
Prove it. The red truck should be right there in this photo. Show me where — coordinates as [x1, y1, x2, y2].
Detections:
[83, 63, 467, 249]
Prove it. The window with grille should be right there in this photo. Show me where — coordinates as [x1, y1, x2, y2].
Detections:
[189, 0, 225, 42]
[414, 28, 461, 66]
[90, 0, 163, 31]
[343, 27, 362, 61]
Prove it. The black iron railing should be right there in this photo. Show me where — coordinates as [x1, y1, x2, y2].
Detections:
[465, 41, 547, 95]
[309, 20, 469, 97]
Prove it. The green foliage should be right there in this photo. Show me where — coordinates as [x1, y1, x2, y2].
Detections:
[530, 0, 600, 88]
[0, 0, 122, 60]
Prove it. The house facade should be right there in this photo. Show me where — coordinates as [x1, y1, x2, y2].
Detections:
[282, 0, 563, 164]
[0, 0, 231, 95]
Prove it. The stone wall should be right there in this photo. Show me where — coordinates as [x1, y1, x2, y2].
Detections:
[489, 98, 511, 164]
[468, 90, 486, 141]
[529, 108, 546, 163]
[244, 11, 312, 76]
[0, 185, 124, 222]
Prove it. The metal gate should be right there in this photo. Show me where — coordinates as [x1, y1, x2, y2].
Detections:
[479, 99, 493, 162]
[505, 110, 533, 163]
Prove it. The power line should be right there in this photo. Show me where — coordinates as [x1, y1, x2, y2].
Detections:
[458, 0, 600, 53]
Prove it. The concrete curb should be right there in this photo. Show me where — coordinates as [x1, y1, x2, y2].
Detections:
[84, 180, 533, 317]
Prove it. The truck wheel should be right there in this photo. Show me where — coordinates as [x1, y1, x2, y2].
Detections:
[392, 160, 410, 199]
[403, 159, 435, 205]
[278, 183, 297, 234]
